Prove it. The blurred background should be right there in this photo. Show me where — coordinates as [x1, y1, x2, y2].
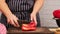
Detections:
[0, 0, 60, 27]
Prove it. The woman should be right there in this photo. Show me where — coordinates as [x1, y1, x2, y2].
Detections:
[0, 0, 44, 30]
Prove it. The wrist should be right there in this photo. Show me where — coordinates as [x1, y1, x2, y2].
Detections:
[4, 12, 13, 17]
[31, 12, 37, 15]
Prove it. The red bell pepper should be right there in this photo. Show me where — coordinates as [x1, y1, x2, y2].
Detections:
[22, 21, 36, 31]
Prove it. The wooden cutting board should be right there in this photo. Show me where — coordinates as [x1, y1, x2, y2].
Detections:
[7, 27, 54, 34]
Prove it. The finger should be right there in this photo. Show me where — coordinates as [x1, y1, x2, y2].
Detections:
[16, 17, 19, 20]
[34, 16, 37, 25]
[14, 19, 20, 27]
[7, 19, 10, 23]
[14, 16, 20, 27]
[10, 19, 17, 27]
[12, 15, 20, 27]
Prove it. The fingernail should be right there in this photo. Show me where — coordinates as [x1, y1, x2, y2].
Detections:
[18, 25, 20, 27]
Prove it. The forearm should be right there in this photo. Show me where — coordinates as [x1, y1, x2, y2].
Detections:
[32, 0, 44, 14]
[0, 0, 12, 17]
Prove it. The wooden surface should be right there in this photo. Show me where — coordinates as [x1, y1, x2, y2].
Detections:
[7, 27, 54, 34]
[49, 28, 60, 34]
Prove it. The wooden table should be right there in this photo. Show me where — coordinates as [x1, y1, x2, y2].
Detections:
[7, 27, 54, 34]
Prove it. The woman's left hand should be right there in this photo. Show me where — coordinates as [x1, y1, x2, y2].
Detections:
[30, 12, 37, 25]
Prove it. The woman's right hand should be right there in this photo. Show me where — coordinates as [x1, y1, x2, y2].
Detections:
[0, 0, 20, 27]
[6, 13, 20, 27]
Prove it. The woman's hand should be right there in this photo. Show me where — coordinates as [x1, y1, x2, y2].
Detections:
[30, 12, 37, 25]
[30, 0, 44, 26]
[6, 13, 20, 27]
[0, 0, 20, 27]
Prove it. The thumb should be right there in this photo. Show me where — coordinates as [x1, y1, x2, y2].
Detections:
[30, 15, 33, 21]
